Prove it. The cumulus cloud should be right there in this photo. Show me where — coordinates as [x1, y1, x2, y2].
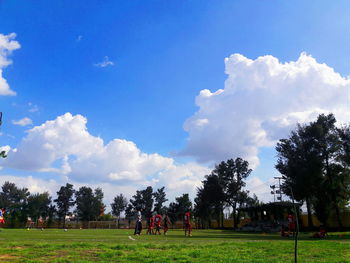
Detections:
[12, 117, 33, 126]
[0, 33, 20, 96]
[1, 113, 210, 200]
[181, 53, 350, 168]
[94, 56, 114, 68]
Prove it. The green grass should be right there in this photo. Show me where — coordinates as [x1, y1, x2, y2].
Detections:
[0, 229, 349, 262]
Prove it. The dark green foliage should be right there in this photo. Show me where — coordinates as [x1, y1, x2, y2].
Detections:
[153, 186, 168, 215]
[213, 158, 252, 229]
[54, 183, 75, 228]
[195, 174, 225, 228]
[75, 186, 105, 221]
[0, 181, 30, 226]
[129, 186, 154, 218]
[276, 113, 350, 228]
[168, 193, 192, 222]
[27, 192, 52, 221]
[111, 194, 128, 228]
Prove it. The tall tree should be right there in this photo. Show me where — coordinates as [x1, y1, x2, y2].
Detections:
[168, 194, 192, 223]
[130, 186, 154, 218]
[111, 194, 128, 228]
[214, 158, 251, 229]
[93, 188, 105, 220]
[276, 114, 350, 228]
[153, 187, 168, 215]
[312, 114, 350, 228]
[27, 192, 52, 222]
[54, 183, 75, 228]
[0, 181, 30, 226]
[75, 186, 94, 221]
[276, 122, 323, 228]
[125, 204, 134, 228]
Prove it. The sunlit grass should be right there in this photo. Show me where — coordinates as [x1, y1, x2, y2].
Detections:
[0, 229, 349, 262]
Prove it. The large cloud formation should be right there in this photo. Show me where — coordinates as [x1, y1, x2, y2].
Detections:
[0, 33, 20, 96]
[182, 53, 350, 167]
[1, 113, 210, 200]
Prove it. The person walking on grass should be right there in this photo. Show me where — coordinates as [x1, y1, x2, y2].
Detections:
[184, 211, 192, 237]
[0, 208, 5, 231]
[163, 214, 170, 235]
[154, 212, 162, 235]
[134, 210, 142, 235]
[146, 214, 155, 235]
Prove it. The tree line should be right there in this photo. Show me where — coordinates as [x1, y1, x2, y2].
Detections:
[0, 113, 349, 229]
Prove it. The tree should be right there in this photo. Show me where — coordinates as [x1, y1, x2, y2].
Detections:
[153, 187, 168, 215]
[213, 158, 252, 229]
[195, 174, 226, 228]
[111, 194, 128, 228]
[312, 114, 350, 228]
[276, 114, 350, 228]
[27, 192, 52, 222]
[93, 188, 105, 220]
[276, 122, 323, 228]
[75, 186, 100, 222]
[0, 181, 30, 226]
[130, 186, 154, 218]
[125, 204, 134, 228]
[168, 194, 192, 223]
[54, 183, 75, 228]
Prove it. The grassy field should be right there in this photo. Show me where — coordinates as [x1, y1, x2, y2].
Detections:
[0, 229, 349, 263]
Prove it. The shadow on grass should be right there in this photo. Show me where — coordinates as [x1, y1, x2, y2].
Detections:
[164, 230, 350, 242]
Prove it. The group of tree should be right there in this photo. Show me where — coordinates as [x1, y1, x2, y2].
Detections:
[0, 182, 105, 228]
[276, 113, 350, 229]
[194, 158, 259, 229]
[0, 181, 194, 228]
[120, 186, 192, 227]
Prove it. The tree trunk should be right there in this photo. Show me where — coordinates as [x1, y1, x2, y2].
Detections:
[232, 204, 237, 230]
[334, 200, 343, 230]
[305, 198, 314, 229]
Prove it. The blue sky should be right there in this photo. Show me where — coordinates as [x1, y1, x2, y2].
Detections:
[1, 0, 350, 203]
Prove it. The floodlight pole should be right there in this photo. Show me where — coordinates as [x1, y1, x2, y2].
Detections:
[281, 175, 299, 263]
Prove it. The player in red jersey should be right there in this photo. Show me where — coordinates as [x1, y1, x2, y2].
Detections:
[0, 208, 5, 230]
[147, 214, 155, 235]
[287, 213, 295, 237]
[154, 213, 162, 235]
[184, 211, 192, 237]
[163, 214, 170, 235]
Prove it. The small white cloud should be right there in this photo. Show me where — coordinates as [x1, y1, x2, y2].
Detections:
[12, 117, 33, 126]
[28, 102, 39, 112]
[0, 33, 20, 96]
[94, 56, 114, 68]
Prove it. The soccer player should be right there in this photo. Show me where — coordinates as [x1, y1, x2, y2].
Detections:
[134, 210, 142, 235]
[26, 217, 34, 229]
[163, 214, 170, 235]
[38, 216, 45, 230]
[0, 208, 5, 230]
[184, 211, 192, 237]
[146, 214, 155, 235]
[154, 213, 162, 235]
[287, 213, 295, 237]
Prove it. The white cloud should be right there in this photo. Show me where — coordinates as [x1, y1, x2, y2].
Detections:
[0, 33, 20, 96]
[12, 117, 33, 126]
[28, 102, 39, 112]
[181, 53, 350, 168]
[0, 175, 139, 210]
[1, 113, 210, 200]
[94, 56, 114, 68]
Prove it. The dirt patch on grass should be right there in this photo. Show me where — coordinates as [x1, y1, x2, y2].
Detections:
[0, 254, 18, 259]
